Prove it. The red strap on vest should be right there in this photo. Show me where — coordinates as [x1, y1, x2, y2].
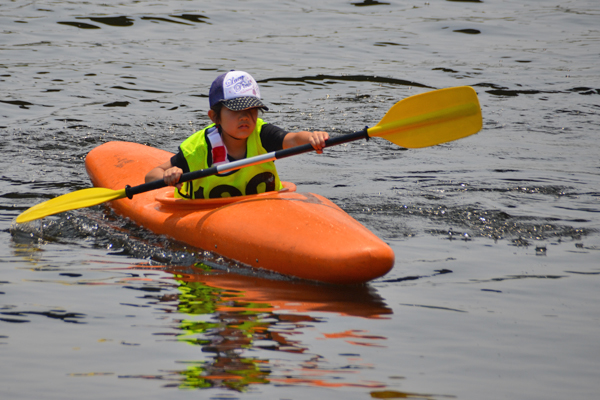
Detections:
[207, 126, 228, 166]
[212, 145, 227, 164]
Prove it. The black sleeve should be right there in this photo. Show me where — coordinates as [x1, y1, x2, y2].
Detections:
[170, 149, 190, 174]
[260, 123, 288, 153]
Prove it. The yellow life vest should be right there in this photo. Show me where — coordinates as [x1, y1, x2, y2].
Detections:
[175, 118, 283, 199]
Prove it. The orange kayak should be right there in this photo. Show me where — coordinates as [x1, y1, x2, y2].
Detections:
[85, 141, 394, 284]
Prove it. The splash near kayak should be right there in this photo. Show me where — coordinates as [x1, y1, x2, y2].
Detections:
[85, 141, 395, 284]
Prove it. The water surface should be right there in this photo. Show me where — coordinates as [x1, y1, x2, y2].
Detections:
[1, 1, 599, 399]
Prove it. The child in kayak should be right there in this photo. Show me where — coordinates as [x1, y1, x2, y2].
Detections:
[145, 70, 329, 199]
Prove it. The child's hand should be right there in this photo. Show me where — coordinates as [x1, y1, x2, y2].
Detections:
[309, 131, 329, 154]
[164, 166, 183, 189]
[282, 130, 330, 153]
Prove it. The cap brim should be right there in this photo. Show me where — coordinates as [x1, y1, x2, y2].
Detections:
[222, 97, 269, 111]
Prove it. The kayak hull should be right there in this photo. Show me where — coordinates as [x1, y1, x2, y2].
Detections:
[85, 141, 394, 284]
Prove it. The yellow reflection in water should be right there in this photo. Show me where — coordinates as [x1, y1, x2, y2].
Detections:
[159, 265, 393, 391]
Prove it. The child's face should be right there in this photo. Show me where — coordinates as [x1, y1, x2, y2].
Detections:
[217, 107, 259, 140]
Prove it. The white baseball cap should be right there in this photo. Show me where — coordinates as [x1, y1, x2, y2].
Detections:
[208, 70, 268, 111]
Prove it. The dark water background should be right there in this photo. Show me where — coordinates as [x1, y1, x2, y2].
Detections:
[2, 1, 599, 399]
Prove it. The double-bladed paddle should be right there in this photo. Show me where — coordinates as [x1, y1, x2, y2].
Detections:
[16, 85, 482, 224]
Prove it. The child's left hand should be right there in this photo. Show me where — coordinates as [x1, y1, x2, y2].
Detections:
[309, 131, 329, 154]
[283, 130, 330, 153]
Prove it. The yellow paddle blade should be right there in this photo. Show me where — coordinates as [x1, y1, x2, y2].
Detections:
[16, 187, 127, 224]
[368, 86, 482, 148]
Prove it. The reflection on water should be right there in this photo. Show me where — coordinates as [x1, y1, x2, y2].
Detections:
[351, 1, 391, 6]
[57, 14, 211, 30]
[136, 265, 392, 391]
[174, 280, 273, 390]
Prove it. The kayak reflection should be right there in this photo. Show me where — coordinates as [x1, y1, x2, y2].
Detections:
[151, 265, 393, 390]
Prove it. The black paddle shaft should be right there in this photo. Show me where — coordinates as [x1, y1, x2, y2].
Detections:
[124, 127, 369, 199]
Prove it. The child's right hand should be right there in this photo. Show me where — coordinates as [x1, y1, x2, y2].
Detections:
[145, 161, 184, 189]
[163, 167, 183, 189]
